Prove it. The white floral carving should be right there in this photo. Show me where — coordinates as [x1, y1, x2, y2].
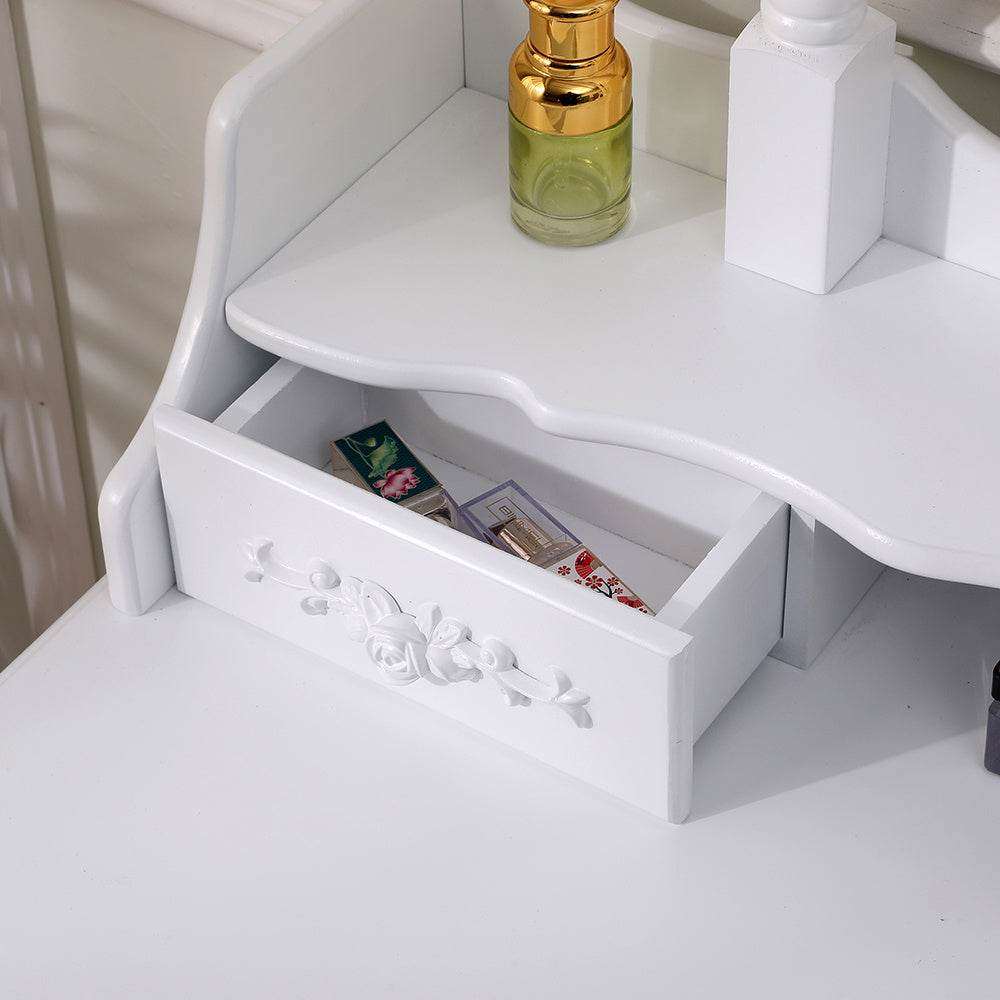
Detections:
[242, 538, 593, 728]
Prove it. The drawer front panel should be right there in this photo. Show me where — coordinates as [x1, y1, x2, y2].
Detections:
[155, 406, 694, 820]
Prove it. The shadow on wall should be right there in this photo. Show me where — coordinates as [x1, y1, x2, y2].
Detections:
[10, 0, 258, 577]
[31, 106, 203, 548]
[0, 433, 32, 669]
[635, 1, 748, 39]
[909, 43, 1000, 135]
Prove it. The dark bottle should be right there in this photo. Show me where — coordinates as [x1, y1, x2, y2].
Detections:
[986, 661, 1000, 775]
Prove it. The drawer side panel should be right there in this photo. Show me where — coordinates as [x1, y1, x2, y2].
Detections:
[660, 494, 789, 741]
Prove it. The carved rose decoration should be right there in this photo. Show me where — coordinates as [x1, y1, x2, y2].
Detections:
[243, 538, 593, 728]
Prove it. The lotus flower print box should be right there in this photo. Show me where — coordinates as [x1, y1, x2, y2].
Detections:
[330, 420, 467, 532]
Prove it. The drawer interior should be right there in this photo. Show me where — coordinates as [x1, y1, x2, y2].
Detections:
[216, 359, 766, 618]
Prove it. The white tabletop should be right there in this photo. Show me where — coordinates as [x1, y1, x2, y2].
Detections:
[228, 88, 1000, 589]
[2, 574, 999, 997]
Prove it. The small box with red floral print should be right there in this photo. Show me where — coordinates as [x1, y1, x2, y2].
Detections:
[548, 545, 654, 615]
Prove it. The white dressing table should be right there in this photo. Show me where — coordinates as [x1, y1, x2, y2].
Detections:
[3, 2, 1000, 990]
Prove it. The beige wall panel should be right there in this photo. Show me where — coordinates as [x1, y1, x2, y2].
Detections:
[15, 0, 256, 566]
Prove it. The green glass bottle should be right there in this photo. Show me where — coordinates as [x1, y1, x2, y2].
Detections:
[508, 1, 632, 247]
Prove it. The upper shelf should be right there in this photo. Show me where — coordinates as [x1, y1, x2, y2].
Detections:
[226, 87, 1000, 588]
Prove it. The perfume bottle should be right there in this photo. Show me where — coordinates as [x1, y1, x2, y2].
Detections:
[508, 0, 632, 246]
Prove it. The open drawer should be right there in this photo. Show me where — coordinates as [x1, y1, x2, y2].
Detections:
[154, 361, 788, 821]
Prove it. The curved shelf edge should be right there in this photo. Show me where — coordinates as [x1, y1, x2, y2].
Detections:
[224, 314, 1000, 591]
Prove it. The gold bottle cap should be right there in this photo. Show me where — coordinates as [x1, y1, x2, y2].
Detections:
[509, 0, 631, 137]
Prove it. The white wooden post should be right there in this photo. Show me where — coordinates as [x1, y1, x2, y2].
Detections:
[724, 1, 896, 293]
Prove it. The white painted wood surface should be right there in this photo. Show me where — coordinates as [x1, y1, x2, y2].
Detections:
[100, 0, 1000, 614]
[884, 54, 1000, 280]
[0, 0, 93, 663]
[772, 513, 884, 669]
[658, 493, 788, 739]
[99, 0, 464, 614]
[2, 571, 999, 994]
[155, 404, 695, 820]
[725, 8, 896, 292]
[226, 87, 1000, 588]
[154, 361, 790, 820]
